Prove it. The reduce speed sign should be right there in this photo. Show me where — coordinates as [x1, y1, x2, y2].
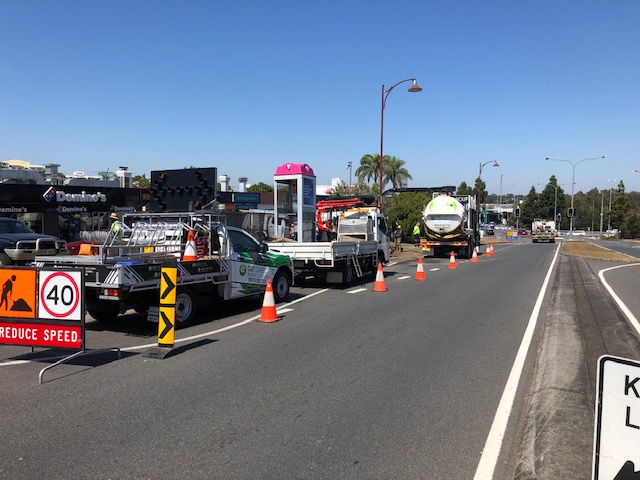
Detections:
[38, 271, 83, 321]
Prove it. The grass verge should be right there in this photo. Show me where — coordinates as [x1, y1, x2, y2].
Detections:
[561, 240, 638, 261]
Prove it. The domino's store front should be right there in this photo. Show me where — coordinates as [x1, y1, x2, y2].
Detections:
[0, 184, 149, 242]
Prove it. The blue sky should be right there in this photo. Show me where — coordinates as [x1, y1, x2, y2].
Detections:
[1, 1, 638, 196]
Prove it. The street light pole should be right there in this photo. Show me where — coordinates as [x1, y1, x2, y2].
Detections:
[544, 156, 606, 236]
[477, 160, 499, 223]
[379, 78, 422, 208]
[499, 173, 503, 225]
[346, 161, 352, 194]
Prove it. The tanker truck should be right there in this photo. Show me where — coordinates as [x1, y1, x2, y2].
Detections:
[531, 218, 556, 243]
[421, 194, 480, 259]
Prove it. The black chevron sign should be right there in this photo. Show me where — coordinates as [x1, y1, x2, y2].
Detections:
[159, 311, 173, 340]
[160, 271, 176, 301]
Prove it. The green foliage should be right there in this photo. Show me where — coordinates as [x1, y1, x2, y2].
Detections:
[247, 182, 273, 193]
[383, 192, 431, 237]
[330, 181, 374, 197]
[356, 153, 413, 191]
[457, 181, 473, 196]
[132, 174, 150, 189]
[474, 177, 487, 204]
[610, 181, 629, 230]
[622, 213, 640, 239]
[99, 170, 116, 180]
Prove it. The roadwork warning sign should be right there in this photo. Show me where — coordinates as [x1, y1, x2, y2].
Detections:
[594, 355, 640, 479]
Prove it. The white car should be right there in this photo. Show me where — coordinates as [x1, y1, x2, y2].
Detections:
[571, 230, 586, 237]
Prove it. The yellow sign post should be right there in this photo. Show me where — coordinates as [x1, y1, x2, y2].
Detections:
[158, 266, 177, 347]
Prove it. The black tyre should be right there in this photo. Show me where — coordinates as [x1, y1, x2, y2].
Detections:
[0, 252, 12, 265]
[175, 288, 197, 327]
[343, 262, 354, 285]
[87, 301, 121, 322]
[272, 270, 291, 303]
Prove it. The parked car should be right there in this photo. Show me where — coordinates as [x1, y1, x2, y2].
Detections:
[0, 217, 67, 265]
[570, 230, 586, 237]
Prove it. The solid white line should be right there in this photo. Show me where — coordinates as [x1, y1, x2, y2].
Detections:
[598, 263, 640, 335]
[397, 275, 411, 280]
[473, 244, 560, 480]
[429, 268, 440, 272]
[0, 288, 330, 364]
[348, 288, 367, 294]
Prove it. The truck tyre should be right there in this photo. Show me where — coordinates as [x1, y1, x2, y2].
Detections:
[175, 288, 196, 327]
[0, 252, 12, 265]
[343, 262, 354, 285]
[87, 301, 120, 322]
[272, 270, 291, 303]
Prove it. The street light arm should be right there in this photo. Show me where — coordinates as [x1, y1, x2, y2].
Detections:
[382, 78, 421, 109]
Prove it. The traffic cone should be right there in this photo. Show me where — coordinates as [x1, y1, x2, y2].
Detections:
[258, 280, 279, 322]
[183, 230, 197, 261]
[487, 244, 494, 256]
[448, 251, 457, 270]
[373, 262, 387, 292]
[471, 247, 479, 263]
[415, 257, 426, 281]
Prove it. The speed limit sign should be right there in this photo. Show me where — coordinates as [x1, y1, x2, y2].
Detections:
[38, 271, 83, 321]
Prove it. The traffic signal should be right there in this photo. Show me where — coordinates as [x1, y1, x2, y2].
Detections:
[514, 207, 520, 218]
[556, 213, 561, 223]
[568, 207, 575, 218]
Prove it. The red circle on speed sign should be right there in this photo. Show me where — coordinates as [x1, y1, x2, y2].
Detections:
[40, 271, 80, 318]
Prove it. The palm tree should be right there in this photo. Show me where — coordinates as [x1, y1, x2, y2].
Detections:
[355, 154, 380, 184]
[384, 156, 412, 189]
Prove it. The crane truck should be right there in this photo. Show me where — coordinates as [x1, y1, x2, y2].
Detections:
[421, 193, 480, 259]
[267, 197, 390, 285]
[33, 210, 294, 326]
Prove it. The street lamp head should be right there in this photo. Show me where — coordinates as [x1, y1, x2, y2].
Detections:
[492, 161, 499, 167]
[407, 79, 422, 93]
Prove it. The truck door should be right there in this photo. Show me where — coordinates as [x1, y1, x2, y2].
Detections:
[227, 228, 275, 297]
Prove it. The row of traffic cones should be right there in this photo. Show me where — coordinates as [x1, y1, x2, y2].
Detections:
[259, 245, 497, 321]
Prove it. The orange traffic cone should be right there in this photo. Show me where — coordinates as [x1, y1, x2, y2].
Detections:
[183, 230, 198, 261]
[258, 280, 279, 322]
[415, 257, 426, 281]
[471, 247, 479, 263]
[373, 262, 387, 292]
[448, 251, 457, 270]
[487, 244, 494, 256]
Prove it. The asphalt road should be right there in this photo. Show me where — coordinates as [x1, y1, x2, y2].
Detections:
[0, 242, 615, 479]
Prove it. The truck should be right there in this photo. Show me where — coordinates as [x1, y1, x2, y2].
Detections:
[421, 193, 480, 259]
[531, 218, 556, 243]
[267, 198, 390, 285]
[0, 217, 67, 265]
[33, 210, 294, 326]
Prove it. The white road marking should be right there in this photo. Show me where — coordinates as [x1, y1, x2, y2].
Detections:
[348, 288, 368, 294]
[397, 275, 411, 280]
[0, 289, 330, 366]
[473, 244, 560, 479]
[429, 268, 440, 272]
[598, 263, 640, 335]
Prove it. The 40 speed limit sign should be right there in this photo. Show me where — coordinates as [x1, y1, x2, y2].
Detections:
[38, 271, 83, 321]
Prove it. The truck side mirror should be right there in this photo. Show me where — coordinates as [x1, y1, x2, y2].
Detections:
[259, 243, 269, 254]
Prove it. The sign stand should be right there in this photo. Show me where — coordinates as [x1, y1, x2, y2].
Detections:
[38, 346, 121, 384]
[144, 263, 177, 360]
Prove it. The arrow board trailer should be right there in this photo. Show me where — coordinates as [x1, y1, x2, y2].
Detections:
[33, 211, 294, 327]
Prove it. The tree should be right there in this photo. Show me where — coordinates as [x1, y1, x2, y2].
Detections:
[383, 192, 431, 238]
[133, 174, 150, 189]
[330, 181, 374, 197]
[248, 182, 273, 193]
[610, 180, 630, 230]
[99, 170, 116, 180]
[474, 177, 487, 204]
[457, 181, 473, 196]
[520, 186, 540, 227]
[355, 154, 380, 184]
[383, 156, 412, 189]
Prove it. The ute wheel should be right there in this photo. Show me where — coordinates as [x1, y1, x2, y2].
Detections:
[0, 253, 12, 265]
[175, 288, 197, 327]
[87, 301, 120, 322]
[343, 262, 354, 285]
[272, 270, 291, 303]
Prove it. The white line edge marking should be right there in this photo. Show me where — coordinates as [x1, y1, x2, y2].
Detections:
[598, 263, 640, 335]
[473, 244, 560, 479]
[0, 288, 330, 365]
[347, 288, 367, 294]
